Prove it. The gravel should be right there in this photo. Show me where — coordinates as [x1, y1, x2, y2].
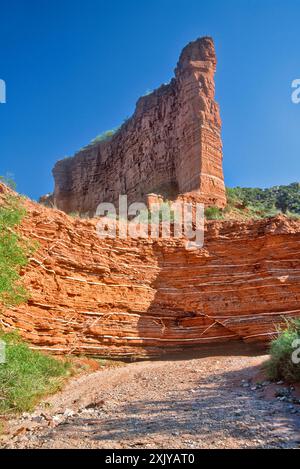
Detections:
[2, 344, 300, 449]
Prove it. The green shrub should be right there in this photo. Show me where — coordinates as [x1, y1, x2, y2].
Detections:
[90, 128, 119, 145]
[205, 206, 223, 220]
[286, 211, 300, 221]
[266, 319, 300, 383]
[0, 190, 70, 415]
[68, 211, 80, 218]
[0, 332, 71, 413]
[136, 202, 182, 225]
[227, 183, 300, 216]
[0, 175, 16, 191]
[0, 195, 33, 305]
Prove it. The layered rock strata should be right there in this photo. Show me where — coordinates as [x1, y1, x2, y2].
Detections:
[2, 186, 300, 357]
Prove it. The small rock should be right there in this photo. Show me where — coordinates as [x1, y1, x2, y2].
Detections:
[275, 388, 290, 398]
[81, 408, 97, 415]
[85, 399, 105, 409]
[52, 415, 64, 424]
[31, 415, 45, 423]
[40, 412, 52, 422]
[13, 427, 27, 438]
[64, 408, 75, 418]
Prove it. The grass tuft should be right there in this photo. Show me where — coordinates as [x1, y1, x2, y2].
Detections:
[0, 332, 71, 413]
[266, 319, 300, 383]
[204, 206, 223, 220]
[0, 188, 71, 418]
[0, 194, 34, 306]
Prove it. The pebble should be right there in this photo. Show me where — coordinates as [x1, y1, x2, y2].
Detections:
[52, 415, 64, 424]
[64, 409, 75, 418]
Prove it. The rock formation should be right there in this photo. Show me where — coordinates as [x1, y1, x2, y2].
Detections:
[2, 184, 300, 357]
[2, 37, 299, 358]
[51, 37, 226, 215]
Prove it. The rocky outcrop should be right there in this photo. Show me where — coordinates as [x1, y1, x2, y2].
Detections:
[2, 189, 300, 357]
[52, 37, 226, 216]
[38, 193, 54, 208]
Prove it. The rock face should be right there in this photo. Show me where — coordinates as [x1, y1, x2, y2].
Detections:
[52, 37, 226, 215]
[2, 188, 300, 357]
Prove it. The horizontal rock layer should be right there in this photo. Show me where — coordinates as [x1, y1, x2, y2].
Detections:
[52, 37, 226, 215]
[2, 189, 300, 357]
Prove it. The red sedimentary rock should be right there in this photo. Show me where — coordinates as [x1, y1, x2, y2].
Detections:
[51, 37, 226, 215]
[2, 188, 300, 357]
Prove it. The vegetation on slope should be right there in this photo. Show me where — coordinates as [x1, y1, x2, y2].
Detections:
[82, 118, 130, 150]
[205, 183, 300, 220]
[0, 175, 16, 191]
[228, 183, 300, 215]
[0, 182, 71, 415]
[0, 332, 71, 413]
[0, 193, 30, 305]
[266, 320, 300, 383]
[90, 128, 119, 145]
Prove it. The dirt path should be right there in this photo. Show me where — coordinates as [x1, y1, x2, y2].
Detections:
[2, 344, 300, 449]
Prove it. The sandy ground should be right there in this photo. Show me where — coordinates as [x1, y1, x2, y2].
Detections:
[2, 343, 300, 449]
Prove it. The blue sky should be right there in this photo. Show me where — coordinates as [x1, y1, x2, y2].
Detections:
[0, 0, 299, 200]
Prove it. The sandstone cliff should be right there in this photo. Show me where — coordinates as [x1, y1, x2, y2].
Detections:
[2, 185, 300, 357]
[51, 37, 226, 215]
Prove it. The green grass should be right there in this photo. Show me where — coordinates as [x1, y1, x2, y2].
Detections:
[0, 187, 72, 418]
[0, 194, 33, 306]
[0, 332, 71, 413]
[266, 319, 300, 383]
[0, 175, 16, 191]
[0, 190, 69, 416]
[204, 206, 223, 220]
[79, 127, 121, 151]
[138, 202, 181, 224]
[68, 211, 80, 218]
[90, 129, 118, 144]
